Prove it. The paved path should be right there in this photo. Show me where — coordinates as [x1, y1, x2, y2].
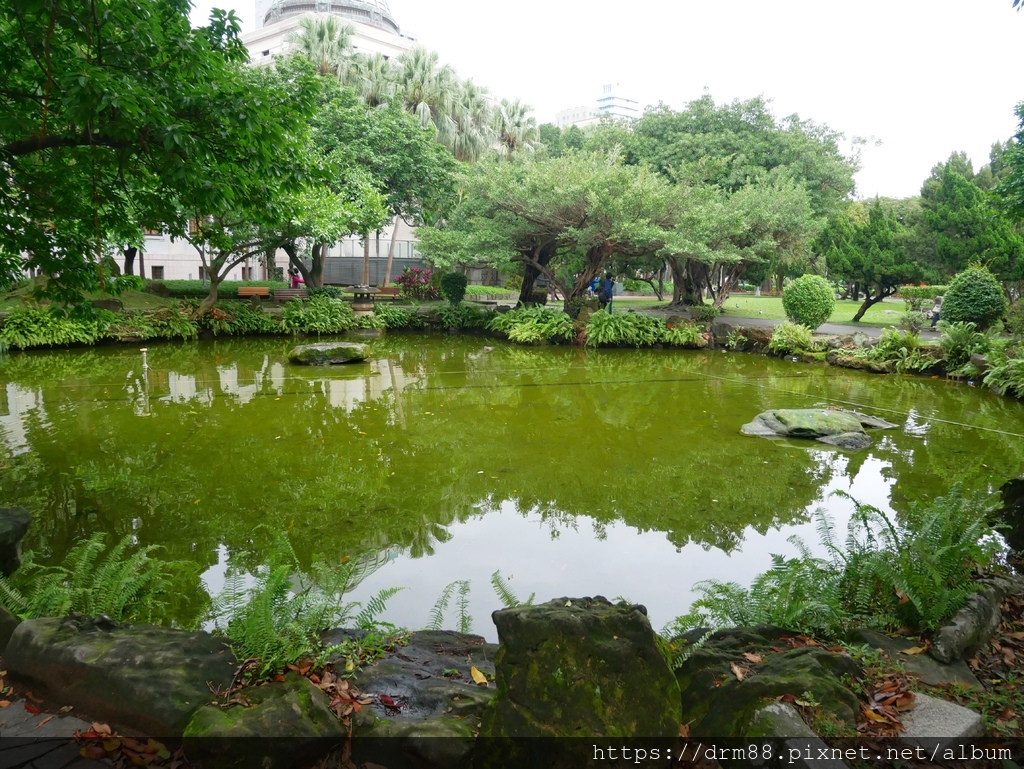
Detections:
[0, 698, 101, 768]
[708, 314, 943, 341]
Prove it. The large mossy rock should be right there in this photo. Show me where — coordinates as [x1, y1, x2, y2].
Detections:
[740, 408, 896, 450]
[481, 597, 680, 740]
[674, 626, 861, 737]
[0, 506, 31, 576]
[288, 342, 367, 366]
[182, 675, 345, 769]
[5, 615, 237, 735]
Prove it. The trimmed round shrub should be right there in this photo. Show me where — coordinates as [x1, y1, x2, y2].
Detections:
[782, 274, 835, 330]
[440, 272, 468, 306]
[941, 265, 1007, 330]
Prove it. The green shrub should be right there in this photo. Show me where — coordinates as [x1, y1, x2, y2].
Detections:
[147, 306, 200, 340]
[0, 307, 108, 349]
[308, 285, 345, 299]
[767, 321, 814, 355]
[463, 285, 516, 297]
[207, 534, 403, 680]
[663, 321, 705, 347]
[666, 485, 1002, 638]
[1005, 301, 1024, 337]
[374, 305, 423, 329]
[856, 328, 935, 373]
[281, 295, 357, 335]
[984, 347, 1024, 398]
[584, 310, 665, 347]
[942, 265, 1008, 330]
[899, 311, 929, 334]
[688, 304, 720, 323]
[938, 321, 990, 372]
[440, 273, 469, 306]
[437, 303, 488, 331]
[899, 285, 948, 310]
[527, 289, 548, 306]
[0, 534, 188, 624]
[782, 274, 835, 330]
[487, 306, 574, 343]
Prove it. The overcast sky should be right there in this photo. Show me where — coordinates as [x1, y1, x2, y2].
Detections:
[189, 0, 1023, 200]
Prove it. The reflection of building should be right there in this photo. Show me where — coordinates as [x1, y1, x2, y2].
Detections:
[556, 83, 639, 127]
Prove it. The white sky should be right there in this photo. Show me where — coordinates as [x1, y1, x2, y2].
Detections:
[189, 0, 1023, 200]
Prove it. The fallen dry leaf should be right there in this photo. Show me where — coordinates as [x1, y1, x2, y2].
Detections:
[741, 652, 763, 664]
[24, 703, 39, 715]
[679, 723, 690, 738]
[34, 716, 53, 729]
[900, 646, 927, 655]
[92, 723, 112, 736]
[729, 662, 747, 682]
[470, 666, 488, 686]
[25, 691, 43, 703]
[0, 700, 9, 708]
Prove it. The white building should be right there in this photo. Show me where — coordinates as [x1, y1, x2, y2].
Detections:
[556, 83, 639, 128]
[137, 0, 422, 283]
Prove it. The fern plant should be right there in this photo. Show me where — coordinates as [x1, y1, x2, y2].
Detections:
[939, 321, 991, 372]
[0, 534, 181, 624]
[427, 579, 473, 633]
[490, 570, 535, 608]
[206, 534, 405, 679]
[767, 321, 814, 355]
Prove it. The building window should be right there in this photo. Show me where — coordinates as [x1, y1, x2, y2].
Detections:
[198, 266, 207, 281]
[188, 219, 200, 235]
[151, 266, 165, 280]
[262, 50, 270, 57]
[143, 227, 161, 236]
[241, 266, 252, 280]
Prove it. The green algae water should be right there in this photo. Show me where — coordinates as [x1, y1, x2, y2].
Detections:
[1, 334, 1023, 637]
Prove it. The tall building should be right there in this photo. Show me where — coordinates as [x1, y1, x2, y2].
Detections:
[244, 0, 417, 65]
[556, 83, 639, 128]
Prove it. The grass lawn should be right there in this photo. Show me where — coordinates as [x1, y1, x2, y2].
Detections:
[616, 294, 907, 328]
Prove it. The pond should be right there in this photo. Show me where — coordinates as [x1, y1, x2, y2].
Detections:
[1, 334, 1022, 638]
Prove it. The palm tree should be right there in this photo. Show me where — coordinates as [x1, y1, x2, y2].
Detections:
[493, 98, 540, 160]
[289, 16, 355, 79]
[394, 47, 458, 134]
[448, 79, 494, 162]
[344, 52, 397, 107]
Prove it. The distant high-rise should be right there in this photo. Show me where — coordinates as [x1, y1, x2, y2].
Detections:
[556, 83, 638, 127]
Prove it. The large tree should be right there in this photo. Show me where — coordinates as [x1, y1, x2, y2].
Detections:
[819, 201, 922, 321]
[0, 0, 308, 303]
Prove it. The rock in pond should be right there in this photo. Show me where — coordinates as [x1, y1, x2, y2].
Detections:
[740, 408, 897, 449]
[288, 342, 368, 366]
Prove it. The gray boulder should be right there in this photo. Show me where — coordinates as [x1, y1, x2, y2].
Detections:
[5, 615, 237, 735]
[930, 576, 1024, 664]
[0, 506, 31, 576]
[674, 626, 861, 737]
[183, 675, 346, 769]
[288, 342, 368, 366]
[481, 597, 680, 740]
[741, 408, 897, 449]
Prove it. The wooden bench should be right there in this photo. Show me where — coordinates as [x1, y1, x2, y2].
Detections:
[375, 287, 401, 301]
[237, 286, 270, 298]
[274, 288, 308, 301]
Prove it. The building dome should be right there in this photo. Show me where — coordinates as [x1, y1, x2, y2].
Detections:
[260, 0, 400, 35]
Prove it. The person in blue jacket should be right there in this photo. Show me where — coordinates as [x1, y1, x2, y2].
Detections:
[598, 273, 614, 313]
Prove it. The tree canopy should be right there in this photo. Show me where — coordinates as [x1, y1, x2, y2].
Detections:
[0, 0, 316, 302]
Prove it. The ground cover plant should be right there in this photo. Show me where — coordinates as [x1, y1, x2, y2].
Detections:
[664, 485, 1003, 640]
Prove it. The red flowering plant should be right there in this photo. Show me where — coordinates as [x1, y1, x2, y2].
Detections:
[395, 268, 439, 301]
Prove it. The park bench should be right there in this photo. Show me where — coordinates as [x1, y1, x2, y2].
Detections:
[237, 286, 270, 299]
[375, 287, 401, 301]
[274, 288, 308, 301]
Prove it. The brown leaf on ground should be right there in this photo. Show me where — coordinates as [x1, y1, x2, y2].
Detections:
[679, 723, 690, 738]
[741, 652, 763, 664]
[34, 716, 53, 729]
[729, 662, 747, 681]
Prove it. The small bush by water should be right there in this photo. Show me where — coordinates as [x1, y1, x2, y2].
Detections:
[664, 485, 1003, 639]
[783, 274, 836, 331]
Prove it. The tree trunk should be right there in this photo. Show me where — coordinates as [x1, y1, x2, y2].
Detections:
[309, 242, 325, 288]
[361, 235, 370, 286]
[138, 250, 146, 280]
[196, 275, 222, 317]
[851, 287, 894, 322]
[383, 220, 401, 287]
[123, 246, 137, 276]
